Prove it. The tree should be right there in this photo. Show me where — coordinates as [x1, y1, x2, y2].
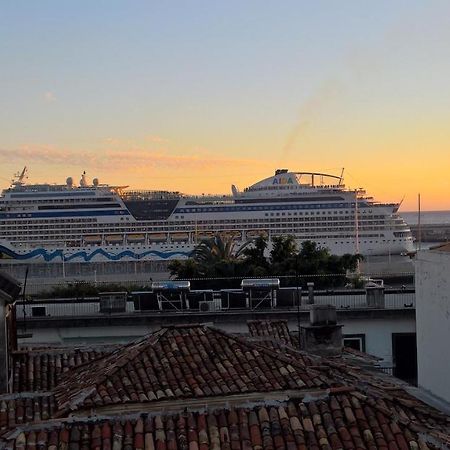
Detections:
[169, 234, 365, 289]
[168, 259, 199, 279]
[241, 236, 269, 275]
[296, 240, 331, 275]
[168, 234, 252, 285]
[270, 235, 298, 274]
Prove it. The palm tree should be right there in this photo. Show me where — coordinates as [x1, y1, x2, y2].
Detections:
[194, 234, 249, 264]
[189, 234, 253, 278]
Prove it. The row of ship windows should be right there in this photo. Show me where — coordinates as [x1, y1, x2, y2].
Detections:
[1, 226, 402, 237]
[175, 209, 378, 219]
[1, 224, 396, 235]
[0, 220, 391, 231]
[1, 197, 115, 207]
[0, 216, 390, 227]
[174, 203, 367, 213]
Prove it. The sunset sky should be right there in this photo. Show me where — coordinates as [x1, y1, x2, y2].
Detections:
[1, 1, 450, 211]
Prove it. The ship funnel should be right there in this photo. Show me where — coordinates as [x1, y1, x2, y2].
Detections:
[80, 171, 87, 187]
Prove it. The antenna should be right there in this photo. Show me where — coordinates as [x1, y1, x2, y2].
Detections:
[21, 267, 29, 335]
[418, 193, 422, 251]
[339, 167, 344, 185]
[355, 189, 360, 256]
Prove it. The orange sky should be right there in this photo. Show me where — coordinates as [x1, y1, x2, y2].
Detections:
[1, 2, 450, 212]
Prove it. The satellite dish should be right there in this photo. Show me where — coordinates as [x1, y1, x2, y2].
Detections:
[93, 178, 99, 186]
[66, 177, 74, 187]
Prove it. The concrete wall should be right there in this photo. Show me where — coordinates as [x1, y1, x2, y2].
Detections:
[416, 249, 450, 403]
[22, 313, 415, 368]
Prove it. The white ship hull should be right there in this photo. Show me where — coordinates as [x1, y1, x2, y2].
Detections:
[0, 234, 414, 264]
[0, 168, 415, 268]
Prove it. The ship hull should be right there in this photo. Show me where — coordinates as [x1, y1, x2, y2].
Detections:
[0, 235, 414, 264]
[0, 169, 415, 272]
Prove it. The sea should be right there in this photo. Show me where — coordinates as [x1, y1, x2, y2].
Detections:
[400, 210, 450, 225]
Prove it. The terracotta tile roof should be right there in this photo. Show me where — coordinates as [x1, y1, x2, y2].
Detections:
[11, 346, 116, 392]
[247, 319, 297, 346]
[247, 319, 381, 366]
[53, 325, 330, 415]
[3, 392, 450, 449]
[0, 393, 55, 436]
[245, 320, 421, 402]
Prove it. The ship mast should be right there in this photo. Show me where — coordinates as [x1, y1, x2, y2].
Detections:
[339, 167, 344, 186]
[418, 193, 422, 251]
[355, 189, 360, 270]
[11, 167, 28, 187]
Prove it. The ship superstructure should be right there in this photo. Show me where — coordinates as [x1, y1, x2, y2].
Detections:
[0, 168, 414, 266]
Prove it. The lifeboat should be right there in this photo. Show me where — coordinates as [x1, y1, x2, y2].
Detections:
[84, 235, 102, 244]
[105, 235, 123, 244]
[127, 234, 145, 243]
[196, 231, 214, 241]
[246, 230, 268, 239]
[171, 232, 189, 242]
[149, 233, 167, 242]
[221, 231, 242, 240]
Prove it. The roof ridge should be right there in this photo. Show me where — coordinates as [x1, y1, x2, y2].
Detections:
[208, 326, 328, 378]
[53, 328, 170, 416]
[12, 345, 119, 357]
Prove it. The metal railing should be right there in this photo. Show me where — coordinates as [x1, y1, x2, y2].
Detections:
[15, 288, 415, 320]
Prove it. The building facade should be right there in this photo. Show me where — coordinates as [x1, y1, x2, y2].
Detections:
[416, 244, 450, 404]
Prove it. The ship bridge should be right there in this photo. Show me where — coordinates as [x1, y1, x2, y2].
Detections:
[241, 169, 345, 197]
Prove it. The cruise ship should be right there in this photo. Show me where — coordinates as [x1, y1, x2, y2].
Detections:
[0, 168, 414, 268]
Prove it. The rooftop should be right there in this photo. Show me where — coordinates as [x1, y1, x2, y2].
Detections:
[52, 325, 330, 417]
[11, 346, 116, 393]
[2, 391, 450, 449]
[1, 322, 450, 448]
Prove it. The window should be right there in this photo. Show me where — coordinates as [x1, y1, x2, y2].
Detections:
[343, 334, 366, 352]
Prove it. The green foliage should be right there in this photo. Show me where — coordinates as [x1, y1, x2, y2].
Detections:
[270, 235, 298, 275]
[169, 235, 252, 288]
[169, 234, 364, 289]
[241, 236, 270, 276]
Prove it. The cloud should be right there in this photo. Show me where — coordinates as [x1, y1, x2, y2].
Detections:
[102, 135, 168, 147]
[0, 144, 269, 174]
[145, 135, 168, 144]
[43, 91, 56, 103]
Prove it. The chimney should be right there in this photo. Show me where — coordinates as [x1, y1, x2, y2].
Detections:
[300, 305, 343, 357]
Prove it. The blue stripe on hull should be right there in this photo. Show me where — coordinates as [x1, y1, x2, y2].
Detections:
[0, 245, 192, 262]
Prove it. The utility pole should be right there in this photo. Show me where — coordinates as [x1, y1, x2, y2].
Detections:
[295, 254, 301, 349]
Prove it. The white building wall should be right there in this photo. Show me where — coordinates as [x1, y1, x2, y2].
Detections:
[416, 249, 450, 403]
[339, 318, 415, 367]
[23, 315, 415, 368]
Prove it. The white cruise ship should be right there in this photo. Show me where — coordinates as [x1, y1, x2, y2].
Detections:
[0, 168, 414, 267]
